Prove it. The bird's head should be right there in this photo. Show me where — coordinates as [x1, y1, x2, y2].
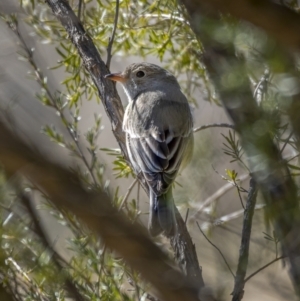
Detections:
[105, 62, 179, 100]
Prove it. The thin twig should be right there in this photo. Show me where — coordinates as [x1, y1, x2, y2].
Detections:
[196, 222, 235, 278]
[244, 256, 285, 283]
[193, 123, 235, 133]
[184, 208, 190, 224]
[280, 131, 294, 155]
[136, 182, 140, 212]
[191, 173, 250, 220]
[106, 0, 120, 68]
[231, 178, 258, 301]
[119, 178, 138, 210]
[207, 204, 265, 228]
[0, 119, 203, 301]
[78, 0, 83, 20]
[236, 185, 245, 210]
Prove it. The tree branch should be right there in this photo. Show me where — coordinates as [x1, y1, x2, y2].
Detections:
[231, 178, 257, 301]
[244, 256, 285, 283]
[191, 174, 250, 221]
[106, 0, 120, 68]
[0, 120, 206, 301]
[45, 0, 126, 155]
[197, 222, 235, 279]
[119, 178, 138, 210]
[77, 0, 83, 20]
[193, 123, 234, 133]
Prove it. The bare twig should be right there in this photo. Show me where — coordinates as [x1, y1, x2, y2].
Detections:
[119, 178, 138, 211]
[191, 173, 250, 220]
[106, 0, 120, 68]
[193, 123, 234, 133]
[236, 184, 245, 210]
[185, 208, 190, 224]
[280, 131, 294, 155]
[231, 178, 258, 301]
[78, 0, 83, 20]
[207, 204, 265, 228]
[196, 222, 235, 279]
[136, 182, 140, 211]
[244, 256, 285, 283]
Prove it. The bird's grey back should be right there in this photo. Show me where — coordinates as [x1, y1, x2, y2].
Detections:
[123, 87, 193, 139]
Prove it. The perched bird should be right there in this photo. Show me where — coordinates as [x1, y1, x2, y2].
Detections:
[105, 63, 193, 236]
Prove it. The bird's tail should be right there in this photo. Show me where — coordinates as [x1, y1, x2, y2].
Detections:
[148, 188, 177, 237]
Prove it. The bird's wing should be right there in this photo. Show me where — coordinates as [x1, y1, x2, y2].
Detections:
[123, 92, 193, 195]
[126, 126, 193, 196]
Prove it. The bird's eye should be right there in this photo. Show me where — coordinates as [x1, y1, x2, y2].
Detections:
[136, 71, 145, 78]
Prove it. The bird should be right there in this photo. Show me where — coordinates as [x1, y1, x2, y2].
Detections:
[105, 62, 193, 236]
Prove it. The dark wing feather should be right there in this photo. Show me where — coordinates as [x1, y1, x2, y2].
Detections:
[127, 131, 191, 196]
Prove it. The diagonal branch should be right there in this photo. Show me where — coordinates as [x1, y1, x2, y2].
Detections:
[106, 0, 120, 68]
[244, 255, 285, 283]
[191, 173, 250, 220]
[197, 222, 235, 279]
[0, 120, 203, 301]
[193, 123, 234, 133]
[45, 0, 126, 156]
[231, 178, 257, 301]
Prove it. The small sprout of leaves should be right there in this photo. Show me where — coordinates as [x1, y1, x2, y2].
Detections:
[42, 125, 65, 147]
[222, 130, 243, 163]
[101, 148, 134, 178]
[263, 230, 280, 258]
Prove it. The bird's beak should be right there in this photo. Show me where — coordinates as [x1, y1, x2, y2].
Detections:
[104, 72, 126, 83]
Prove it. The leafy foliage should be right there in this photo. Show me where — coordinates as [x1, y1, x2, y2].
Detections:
[101, 148, 133, 179]
[1, 0, 300, 300]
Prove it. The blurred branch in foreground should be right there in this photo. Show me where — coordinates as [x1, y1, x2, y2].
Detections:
[184, 0, 300, 50]
[182, 0, 300, 295]
[0, 119, 206, 301]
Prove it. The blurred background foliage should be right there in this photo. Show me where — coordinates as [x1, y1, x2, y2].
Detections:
[0, 0, 300, 300]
